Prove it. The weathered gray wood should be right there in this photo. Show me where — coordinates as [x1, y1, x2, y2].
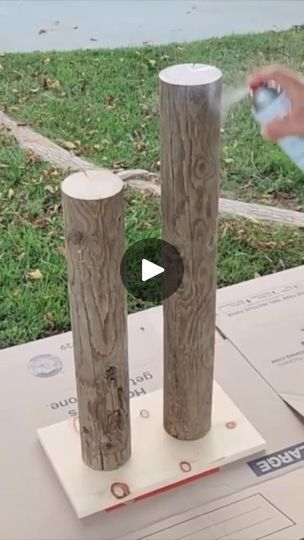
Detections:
[160, 64, 222, 440]
[0, 111, 93, 171]
[219, 198, 304, 227]
[62, 170, 131, 471]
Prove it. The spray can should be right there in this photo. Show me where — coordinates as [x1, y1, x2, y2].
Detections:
[251, 84, 304, 171]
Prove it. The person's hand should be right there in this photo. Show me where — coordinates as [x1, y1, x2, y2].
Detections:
[247, 65, 304, 140]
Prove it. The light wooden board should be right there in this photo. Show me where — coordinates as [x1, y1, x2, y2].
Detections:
[38, 382, 265, 519]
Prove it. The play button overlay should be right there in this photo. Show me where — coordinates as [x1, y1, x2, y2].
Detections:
[142, 259, 164, 282]
[120, 238, 184, 304]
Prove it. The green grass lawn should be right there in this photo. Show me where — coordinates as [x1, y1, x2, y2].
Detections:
[1, 127, 304, 348]
[0, 28, 304, 205]
[1, 29, 304, 347]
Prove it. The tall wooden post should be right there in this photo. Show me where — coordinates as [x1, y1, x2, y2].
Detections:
[62, 170, 131, 471]
[160, 64, 222, 440]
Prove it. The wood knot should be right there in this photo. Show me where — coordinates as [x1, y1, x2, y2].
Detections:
[69, 229, 85, 244]
[105, 442, 113, 450]
[106, 365, 117, 381]
[195, 157, 206, 178]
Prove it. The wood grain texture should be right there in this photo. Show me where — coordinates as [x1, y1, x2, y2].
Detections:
[62, 170, 130, 471]
[160, 64, 222, 440]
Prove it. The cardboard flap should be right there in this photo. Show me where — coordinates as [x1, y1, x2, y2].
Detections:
[279, 392, 304, 419]
[217, 266, 304, 421]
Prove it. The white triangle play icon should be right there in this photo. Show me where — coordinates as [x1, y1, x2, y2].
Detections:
[141, 259, 164, 282]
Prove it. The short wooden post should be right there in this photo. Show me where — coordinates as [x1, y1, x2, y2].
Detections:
[62, 170, 131, 471]
[160, 64, 222, 440]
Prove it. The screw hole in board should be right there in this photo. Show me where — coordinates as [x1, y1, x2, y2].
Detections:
[110, 482, 130, 499]
[180, 460, 192, 473]
[226, 421, 237, 430]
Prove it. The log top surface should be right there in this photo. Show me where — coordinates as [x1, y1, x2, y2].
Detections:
[159, 63, 222, 86]
[62, 169, 123, 200]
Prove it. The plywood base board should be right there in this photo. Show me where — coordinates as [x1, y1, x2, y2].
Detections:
[38, 382, 265, 518]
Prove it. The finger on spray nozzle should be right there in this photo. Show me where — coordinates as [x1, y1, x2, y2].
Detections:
[248, 65, 301, 99]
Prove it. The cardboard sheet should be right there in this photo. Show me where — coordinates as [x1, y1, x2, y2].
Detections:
[1, 267, 304, 538]
[217, 265, 304, 418]
[121, 468, 304, 540]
